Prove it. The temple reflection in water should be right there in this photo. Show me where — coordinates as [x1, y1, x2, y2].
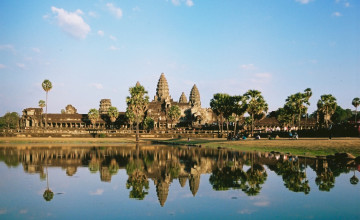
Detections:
[0, 145, 359, 206]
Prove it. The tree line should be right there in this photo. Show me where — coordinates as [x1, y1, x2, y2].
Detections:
[2, 79, 359, 138]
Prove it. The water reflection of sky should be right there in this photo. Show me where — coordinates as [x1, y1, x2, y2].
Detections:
[0, 147, 360, 219]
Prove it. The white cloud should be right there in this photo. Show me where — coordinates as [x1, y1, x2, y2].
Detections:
[172, 0, 180, 6]
[88, 11, 97, 17]
[186, 0, 194, 7]
[0, 64, 6, 69]
[90, 83, 103, 89]
[336, 0, 350, 7]
[0, 44, 15, 54]
[51, 6, 91, 39]
[332, 12, 342, 17]
[32, 47, 41, 53]
[106, 3, 123, 19]
[97, 30, 104, 36]
[75, 9, 84, 15]
[109, 35, 117, 41]
[90, 188, 104, 195]
[16, 63, 25, 69]
[241, 64, 257, 70]
[109, 45, 119, 51]
[295, 0, 313, 4]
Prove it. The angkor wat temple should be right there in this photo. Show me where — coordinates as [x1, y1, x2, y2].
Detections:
[20, 73, 216, 130]
[19, 73, 316, 133]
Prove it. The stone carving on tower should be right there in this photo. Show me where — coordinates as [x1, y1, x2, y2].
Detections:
[99, 99, 112, 115]
[65, 104, 77, 114]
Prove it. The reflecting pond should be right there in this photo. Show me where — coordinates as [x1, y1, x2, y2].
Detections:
[0, 145, 359, 219]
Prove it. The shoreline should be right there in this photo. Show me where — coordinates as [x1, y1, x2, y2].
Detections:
[1, 137, 360, 157]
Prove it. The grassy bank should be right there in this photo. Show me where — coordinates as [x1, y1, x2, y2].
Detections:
[154, 137, 360, 157]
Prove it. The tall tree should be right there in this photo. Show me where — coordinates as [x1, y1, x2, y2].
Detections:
[232, 95, 248, 134]
[244, 90, 268, 136]
[125, 108, 135, 131]
[108, 106, 119, 129]
[108, 106, 119, 123]
[210, 93, 233, 134]
[38, 100, 45, 127]
[126, 82, 149, 142]
[222, 95, 236, 134]
[317, 94, 337, 128]
[43, 161, 54, 202]
[1, 112, 20, 129]
[284, 88, 311, 129]
[88, 108, 99, 128]
[143, 117, 154, 131]
[42, 79, 52, 129]
[275, 107, 293, 128]
[331, 106, 352, 124]
[168, 105, 181, 129]
[210, 93, 226, 134]
[352, 97, 360, 123]
[304, 88, 312, 128]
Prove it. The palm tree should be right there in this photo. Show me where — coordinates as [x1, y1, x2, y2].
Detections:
[108, 106, 119, 123]
[42, 79, 52, 128]
[352, 97, 360, 124]
[126, 82, 149, 142]
[244, 90, 268, 137]
[350, 169, 359, 185]
[88, 108, 99, 128]
[232, 95, 248, 134]
[284, 89, 311, 129]
[210, 93, 234, 135]
[43, 160, 54, 202]
[210, 93, 226, 134]
[38, 100, 45, 127]
[243, 153, 267, 196]
[168, 105, 181, 129]
[304, 88, 312, 128]
[125, 108, 135, 131]
[108, 106, 119, 129]
[317, 94, 337, 128]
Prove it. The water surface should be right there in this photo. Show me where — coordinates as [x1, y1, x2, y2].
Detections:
[0, 145, 359, 219]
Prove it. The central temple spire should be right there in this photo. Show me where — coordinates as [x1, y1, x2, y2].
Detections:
[155, 73, 170, 102]
[189, 84, 201, 107]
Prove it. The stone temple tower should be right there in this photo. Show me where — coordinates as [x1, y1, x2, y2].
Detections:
[154, 73, 171, 102]
[99, 99, 112, 115]
[179, 92, 188, 104]
[189, 84, 201, 107]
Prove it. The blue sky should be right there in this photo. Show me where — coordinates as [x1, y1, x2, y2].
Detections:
[0, 0, 359, 115]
